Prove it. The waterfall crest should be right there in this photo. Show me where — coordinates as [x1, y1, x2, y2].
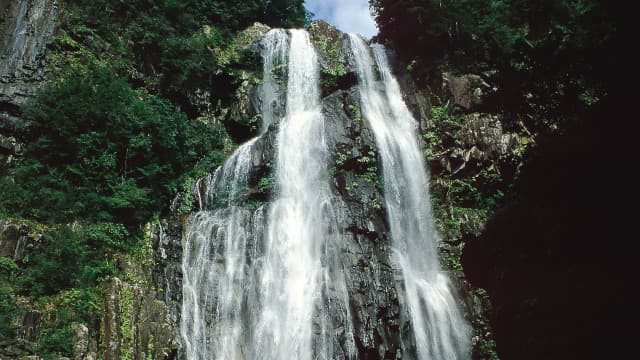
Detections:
[349, 34, 471, 359]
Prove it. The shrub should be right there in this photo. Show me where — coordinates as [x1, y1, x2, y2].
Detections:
[3, 63, 219, 228]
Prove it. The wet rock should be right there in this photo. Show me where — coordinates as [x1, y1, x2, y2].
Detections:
[308, 21, 359, 98]
[70, 323, 89, 360]
[442, 72, 493, 112]
[101, 277, 178, 360]
[386, 50, 433, 134]
[0, 224, 20, 258]
[320, 86, 407, 358]
[308, 20, 347, 74]
[0, 0, 58, 108]
[152, 220, 184, 327]
[0, 224, 30, 261]
[459, 113, 517, 159]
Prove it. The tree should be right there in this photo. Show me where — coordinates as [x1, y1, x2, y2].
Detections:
[2, 63, 220, 227]
[371, 0, 617, 129]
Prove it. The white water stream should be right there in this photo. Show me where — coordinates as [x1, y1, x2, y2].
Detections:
[181, 29, 354, 360]
[349, 34, 471, 360]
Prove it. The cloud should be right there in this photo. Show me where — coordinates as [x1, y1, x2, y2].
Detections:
[305, 0, 378, 38]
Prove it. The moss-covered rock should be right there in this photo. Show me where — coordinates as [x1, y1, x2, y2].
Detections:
[307, 20, 357, 97]
[308, 20, 347, 76]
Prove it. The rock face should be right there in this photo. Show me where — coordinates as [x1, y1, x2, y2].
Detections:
[0, 0, 57, 109]
[0, 0, 58, 168]
[100, 277, 177, 360]
[322, 88, 406, 359]
[0, 223, 32, 261]
[442, 73, 493, 112]
[0, 220, 181, 360]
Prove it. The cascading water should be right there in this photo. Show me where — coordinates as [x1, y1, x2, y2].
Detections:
[180, 137, 263, 359]
[259, 29, 289, 133]
[180, 29, 354, 360]
[180, 25, 471, 360]
[253, 28, 350, 360]
[349, 34, 471, 359]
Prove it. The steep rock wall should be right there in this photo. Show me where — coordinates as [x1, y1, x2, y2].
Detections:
[0, 0, 58, 168]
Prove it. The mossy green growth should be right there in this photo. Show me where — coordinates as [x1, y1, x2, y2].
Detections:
[423, 103, 464, 160]
[36, 288, 100, 358]
[119, 284, 135, 360]
[422, 103, 502, 358]
[308, 21, 347, 77]
[470, 289, 500, 360]
[439, 246, 463, 271]
[356, 150, 383, 190]
[309, 21, 349, 95]
[347, 104, 362, 123]
[0, 278, 20, 341]
[258, 174, 274, 195]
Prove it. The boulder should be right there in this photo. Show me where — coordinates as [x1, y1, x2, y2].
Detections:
[0, 224, 20, 258]
[442, 72, 493, 112]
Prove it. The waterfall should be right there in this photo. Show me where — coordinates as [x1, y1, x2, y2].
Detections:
[180, 29, 354, 360]
[259, 29, 288, 133]
[349, 34, 471, 359]
[180, 26, 471, 360]
[254, 28, 348, 360]
[180, 30, 288, 360]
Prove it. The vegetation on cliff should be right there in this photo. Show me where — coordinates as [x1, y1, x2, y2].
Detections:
[371, 0, 616, 129]
[0, 0, 308, 357]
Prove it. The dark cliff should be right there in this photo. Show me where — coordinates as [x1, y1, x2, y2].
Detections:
[0, 0, 57, 169]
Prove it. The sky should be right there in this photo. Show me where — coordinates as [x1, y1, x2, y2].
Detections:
[305, 0, 378, 39]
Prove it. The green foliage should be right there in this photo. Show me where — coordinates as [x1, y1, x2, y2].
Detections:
[11, 223, 129, 298]
[0, 283, 20, 341]
[258, 174, 274, 194]
[0, 257, 19, 275]
[440, 247, 463, 271]
[356, 150, 383, 190]
[347, 104, 362, 123]
[423, 104, 463, 160]
[309, 21, 350, 96]
[1, 63, 219, 228]
[84, 222, 130, 253]
[62, 0, 308, 113]
[39, 323, 75, 358]
[175, 176, 199, 216]
[372, 0, 616, 129]
[19, 226, 87, 296]
[37, 298, 84, 358]
[118, 285, 135, 360]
